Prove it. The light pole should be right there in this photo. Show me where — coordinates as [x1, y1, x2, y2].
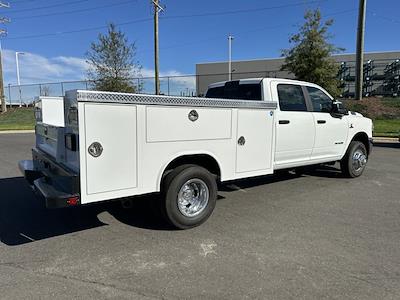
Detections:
[228, 34, 234, 81]
[15, 51, 24, 107]
[0, 38, 6, 112]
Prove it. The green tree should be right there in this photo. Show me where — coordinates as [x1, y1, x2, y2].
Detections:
[281, 9, 344, 97]
[86, 23, 141, 93]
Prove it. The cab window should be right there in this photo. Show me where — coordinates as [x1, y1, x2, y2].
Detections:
[206, 81, 262, 101]
[277, 84, 307, 111]
[307, 87, 333, 113]
[205, 86, 224, 98]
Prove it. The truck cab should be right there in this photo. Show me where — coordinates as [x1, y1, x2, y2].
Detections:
[206, 78, 373, 173]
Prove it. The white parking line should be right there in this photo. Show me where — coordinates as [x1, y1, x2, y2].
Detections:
[20, 233, 35, 242]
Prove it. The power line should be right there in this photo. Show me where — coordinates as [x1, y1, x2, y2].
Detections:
[5, 17, 153, 40]
[4, 3, 352, 42]
[136, 9, 357, 55]
[7, 0, 91, 14]
[367, 9, 400, 25]
[8, 0, 39, 3]
[13, 0, 136, 20]
[161, 0, 327, 20]
[10, 0, 323, 21]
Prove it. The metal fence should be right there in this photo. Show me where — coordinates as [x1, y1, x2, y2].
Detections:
[4, 59, 400, 106]
[4, 75, 199, 106]
[5, 71, 293, 106]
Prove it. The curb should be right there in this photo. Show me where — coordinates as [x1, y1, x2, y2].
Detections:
[0, 130, 35, 134]
[373, 137, 398, 143]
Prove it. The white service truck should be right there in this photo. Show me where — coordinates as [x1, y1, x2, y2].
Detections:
[19, 78, 373, 229]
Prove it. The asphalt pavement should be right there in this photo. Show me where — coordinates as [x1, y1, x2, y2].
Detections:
[0, 133, 400, 299]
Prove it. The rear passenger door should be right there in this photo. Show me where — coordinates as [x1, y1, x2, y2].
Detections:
[272, 82, 315, 166]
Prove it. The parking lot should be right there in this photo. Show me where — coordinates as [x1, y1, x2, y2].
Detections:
[0, 133, 399, 299]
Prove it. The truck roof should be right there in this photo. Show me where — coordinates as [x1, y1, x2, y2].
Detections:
[207, 78, 333, 99]
[208, 77, 323, 88]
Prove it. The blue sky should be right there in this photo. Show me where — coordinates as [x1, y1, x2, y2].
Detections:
[1, 0, 399, 85]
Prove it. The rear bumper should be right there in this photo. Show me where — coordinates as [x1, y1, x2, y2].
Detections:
[19, 148, 80, 208]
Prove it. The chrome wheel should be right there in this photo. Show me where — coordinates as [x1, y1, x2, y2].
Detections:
[177, 178, 209, 218]
[352, 150, 367, 172]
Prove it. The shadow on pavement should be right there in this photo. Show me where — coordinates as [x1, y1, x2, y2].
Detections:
[220, 164, 343, 191]
[0, 177, 171, 246]
[373, 142, 400, 149]
[219, 171, 301, 191]
[301, 165, 344, 179]
[0, 165, 344, 246]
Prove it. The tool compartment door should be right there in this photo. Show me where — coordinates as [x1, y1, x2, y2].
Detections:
[84, 103, 137, 195]
[236, 109, 274, 174]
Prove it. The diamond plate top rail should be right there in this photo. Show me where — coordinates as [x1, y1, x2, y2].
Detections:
[68, 90, 277, 110]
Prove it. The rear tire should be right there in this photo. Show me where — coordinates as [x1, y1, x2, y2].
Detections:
[162, 165, 217, 229]
[340, 141, 368, 178]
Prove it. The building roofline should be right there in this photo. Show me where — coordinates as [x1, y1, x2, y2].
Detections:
[196, 50, 400, 66]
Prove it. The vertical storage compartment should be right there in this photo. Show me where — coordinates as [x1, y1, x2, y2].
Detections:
[236, 109, 274, 173]
[84, 103, 137, 195]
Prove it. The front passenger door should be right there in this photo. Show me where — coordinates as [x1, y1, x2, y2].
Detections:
[306, 86, 349, 159]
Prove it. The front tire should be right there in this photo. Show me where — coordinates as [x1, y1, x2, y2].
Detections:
[162, 165, 217, 229]
[340, 141, 368, 178]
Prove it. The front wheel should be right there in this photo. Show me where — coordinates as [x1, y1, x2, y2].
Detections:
[162, 165, 217, 229]
[340, 141, 368, 178]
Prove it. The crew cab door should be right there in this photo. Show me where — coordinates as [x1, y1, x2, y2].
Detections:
[272, 82, 315, 166]
[305, 86, 348, 159]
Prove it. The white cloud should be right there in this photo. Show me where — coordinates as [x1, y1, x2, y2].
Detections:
[2, 50, 90, 85]
[2, 50, 195, 90]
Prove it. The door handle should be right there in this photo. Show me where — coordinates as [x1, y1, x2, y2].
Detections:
[317, 120, 326, 124]
[279, 120, 290, 125]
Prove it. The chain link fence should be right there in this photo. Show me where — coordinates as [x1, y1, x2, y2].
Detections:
[4, 75, 199, 106]
[5, 71, 292, 106]
[4, 59, 399, 107]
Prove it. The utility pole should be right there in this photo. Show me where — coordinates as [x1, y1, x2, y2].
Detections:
[0, 2, 9, 113]
[152, 0, 163, 95]
[228, 34, 234, 81]
[355, 0, 367, 100]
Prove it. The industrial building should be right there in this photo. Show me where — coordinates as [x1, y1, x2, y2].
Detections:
[195, 51, 400, 97]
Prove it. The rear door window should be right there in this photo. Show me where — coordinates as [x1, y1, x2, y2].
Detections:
[206, 81, 262, 101]
[277, 84, 307, 111]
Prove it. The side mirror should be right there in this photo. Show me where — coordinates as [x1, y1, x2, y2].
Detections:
[331, 101, 348, 115]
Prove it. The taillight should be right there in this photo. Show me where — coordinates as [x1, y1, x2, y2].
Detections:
[66, 196, 79, 206]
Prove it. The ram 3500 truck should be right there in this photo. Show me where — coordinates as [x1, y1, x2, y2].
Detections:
[19, 78, 373, 229]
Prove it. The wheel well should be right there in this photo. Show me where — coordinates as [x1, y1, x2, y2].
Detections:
[163, 154, 221, 179]
[351, 132, 371, 155]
